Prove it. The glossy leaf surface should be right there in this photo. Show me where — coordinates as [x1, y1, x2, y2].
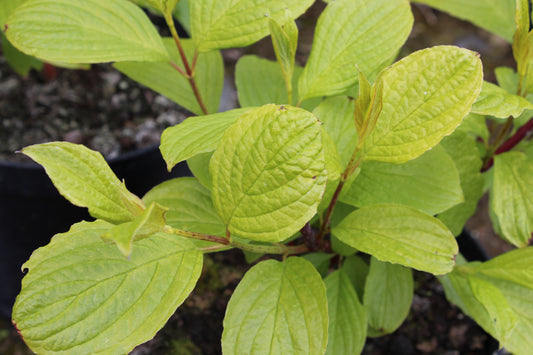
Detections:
[160, 108, 251, 170]
[325, 270, 366, 355]
[211, 105, 326, 242]
[364, 257, 413, 336]
[222, 257, 328, 355]
[6, 0, 168, 63]
[362, 46, 483, 163]
[472, 81, 533, 118]
[341, 146, 463, 215]
[115, 38, 223, 115]
[22, 142, 144, 224]
[191, 0, 313, 51]
[12, 220, 203, 354]
[491, 152, 533, 247]
[298, 0, 413, 100]
[333, 203, 458, 274]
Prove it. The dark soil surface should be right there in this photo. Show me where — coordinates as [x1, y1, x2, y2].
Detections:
[0, 3, 517, 355]
[0, 59, 188, 162]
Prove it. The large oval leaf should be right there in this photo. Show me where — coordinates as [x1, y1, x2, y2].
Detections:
[12, 220, 203, 354]
[22, 142, 144, 224]
[298, 0, 413, 100]
[191, 0, 313, 51]
[324, 269, 366, 355]
[490, 152, 533, 247]
[362, 46, 483, 163]
[222, 257, 328, 355]
[332, 203, 458, 274]
[6, 0, 168, 63]
[210, 104, 326, 243]
[364, 257, 413, 336]
[115, 38, 223, 116]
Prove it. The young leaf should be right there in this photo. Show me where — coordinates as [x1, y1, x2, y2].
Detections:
[12, 220, 203, 354]
[115, 38, 223, 116]
[313, 96, 358, 168]
[490, 152, 533, 247]
[298, 0, 413, 100]
[222, 257, 328, 355]
[341, 145, 463, 215]
[22, 142, 144, 224]
[191, 0, 313, 51]
[5, 0, 169, 63]
[269, 15, 298, 101]
[412, 0, 515, 42]
[211, 105, 326, 243]
[471, 81, 533, 118]
[364, 257, 413, 337]
[332, 203, 458, 274]
[101, 201, 168, 257]
[361, 46, 483, 163]
[143, 177, 226, 248]
[437, 131, 484, 236]
[324, 270, 367, 355]
[160, 108, 251, 170]
[353, 69, 384, 144]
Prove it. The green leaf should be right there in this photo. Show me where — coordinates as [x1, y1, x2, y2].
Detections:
[191, 0, 313, 52]
[441, 248, 533, 353]
[1, 32, 42, 76]
[332, 203, 458, 274]
[0, 0, 27, 26]
[302, 252, 334, 278]
[160, 108, 251, 170]
[141, 0, 178, 15]
[12, 220, 203, 354]
[173, 0, 190, 34]
[235, 55, 321, 110]
[364, 257, 413, 336]
[457, 113, 489, 142]
[437, 131, 484, 236]
[472, 81, 533, 118]
[324, 270, 366, 355]
[143, 177, 226, 248]
[269, 15, 298, 100]
[6, 0, 168, 63]
[353, 68, 384, 144]
[362, 46, 483, 163]
[468, 276, 518, 344]
[222, 257, 328, 355]
[187, 152, 213, 190]
[412, 0, 515, 42]
[22, 142, 144, 224]
[312, 96, 357, 168]
[490, 152, 533, 247]
[341, 255, 369, 301]
[496, 66, 520, 94]
[298, 0, 413, 100]
[341, 145, 463, 215]
[114, 38, 223, 115]
[211, 105, 326, 243]
[101, 202, 168, 257]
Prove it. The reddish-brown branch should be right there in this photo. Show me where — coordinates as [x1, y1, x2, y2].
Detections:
[481, 118, 533, 172]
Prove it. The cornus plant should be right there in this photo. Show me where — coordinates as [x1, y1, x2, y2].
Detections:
[4, 0, 533, 353]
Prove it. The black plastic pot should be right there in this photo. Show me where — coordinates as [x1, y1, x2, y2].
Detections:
[0, 144, 190, 319]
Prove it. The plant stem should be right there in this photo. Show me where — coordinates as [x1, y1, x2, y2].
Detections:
[481, 117, 533, 171]
[164, 13, 209, 115]
[163, 226, 230, 245]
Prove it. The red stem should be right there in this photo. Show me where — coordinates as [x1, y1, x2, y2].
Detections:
[481, 118, 533, 172]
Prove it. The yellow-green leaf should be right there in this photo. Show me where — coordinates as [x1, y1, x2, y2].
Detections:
[361, 46, 483, 163]
[222, 257, 328, 355]
[22, 142, 144, 224]
[333, 203, 458, 274]
[6, 0, 168, 63]
[211, 104, 326, 243]
[298, 0, 413, 100]
[472, 81, 533, 118]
